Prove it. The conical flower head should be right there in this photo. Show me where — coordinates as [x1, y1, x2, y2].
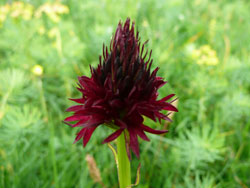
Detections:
[64, 18, 178, 158]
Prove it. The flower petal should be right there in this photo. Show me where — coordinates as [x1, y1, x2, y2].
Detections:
[137, 108, 157, 122]
[102, 129, 124, 144]
[72, 117, 90, 127]
[124, 132, 131, 160]
[83, 126, 98, 147]
[114, 119, 127, 128]
[154, 78, 166, 89]
[140, 124, 168, 135]
[74, 128, 87, 144]
[126, 111, 144, 126]
[127, 103, 137, 116]
[66, 105, 83, 112]
[63, 121, 73, 127]
[128, 86, 136, 99]
[109, 99, 123, 109]
[64, 114, 87, 122]
[69, 98, 85, 104]
[135, 127, 150, 141]
[74, 107, 106, 116]
[128, 128, 140, 158]
[159, 94, 175, 102]
[163, 103, 178, 112]
[156, 112, 172, 122]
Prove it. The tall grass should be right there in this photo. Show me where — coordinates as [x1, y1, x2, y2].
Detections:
[0, 0, 249, 187]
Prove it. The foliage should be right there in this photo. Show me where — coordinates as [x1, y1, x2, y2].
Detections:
[0, 0, 249, 187]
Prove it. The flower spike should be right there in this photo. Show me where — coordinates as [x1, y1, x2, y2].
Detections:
[64, 18, 178, 158]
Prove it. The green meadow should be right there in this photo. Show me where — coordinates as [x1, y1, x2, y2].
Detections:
[0, 0, 249, 187]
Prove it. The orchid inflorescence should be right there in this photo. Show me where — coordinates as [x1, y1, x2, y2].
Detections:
[64, 18, 178, 159]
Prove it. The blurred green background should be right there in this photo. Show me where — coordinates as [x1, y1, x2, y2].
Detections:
[0, 0, 249, 187]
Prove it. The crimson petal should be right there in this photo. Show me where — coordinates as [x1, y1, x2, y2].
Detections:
[69, 98, 85, 104]
[102, 129, 124, 144]
[135, 127, 150, 141]
[74, 128, 86, 144]
[83, 126, 98, 147]
[140, 124, 168, 134]
[155, 112, 172, 122]
[64, 114, 87, 122]
[66, 105, 83, 112]
[159, 94, 175, 102]
[72, 117, 90, 127]
[128, 128, 140, 158]
[114, 119, 127, 128]
[163, 104, 178, 112]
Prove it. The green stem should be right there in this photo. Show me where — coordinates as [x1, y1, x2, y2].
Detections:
[116, 132, 131, 188]
[37, 79, 59, 188]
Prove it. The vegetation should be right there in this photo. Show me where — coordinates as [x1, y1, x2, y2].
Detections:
[0, 0, 249, 187]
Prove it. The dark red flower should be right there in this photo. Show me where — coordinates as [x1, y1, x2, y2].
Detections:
[64, 18, 178, 158]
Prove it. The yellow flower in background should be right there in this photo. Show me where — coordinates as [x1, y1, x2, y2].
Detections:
[31, 65, 43, 76]
[21, 3, 33, 20]
[48, 27, 59, 38]
[0, 4, 10, 23]
[54, 3, 69, 14]
[10, 1, 34, 20]
[35, 1, 69, 23]
[191, 49, 200, 59]
[10, 1, 24, 18]
[47, 27, 62, 55]
[0, 1, 34, 21]
[142, 19, 149, 28]
[0, 1, 68, 24]
[38, 26, 46, 35]
[191, 45, 219, 66]
[0, 4, 10, 14]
